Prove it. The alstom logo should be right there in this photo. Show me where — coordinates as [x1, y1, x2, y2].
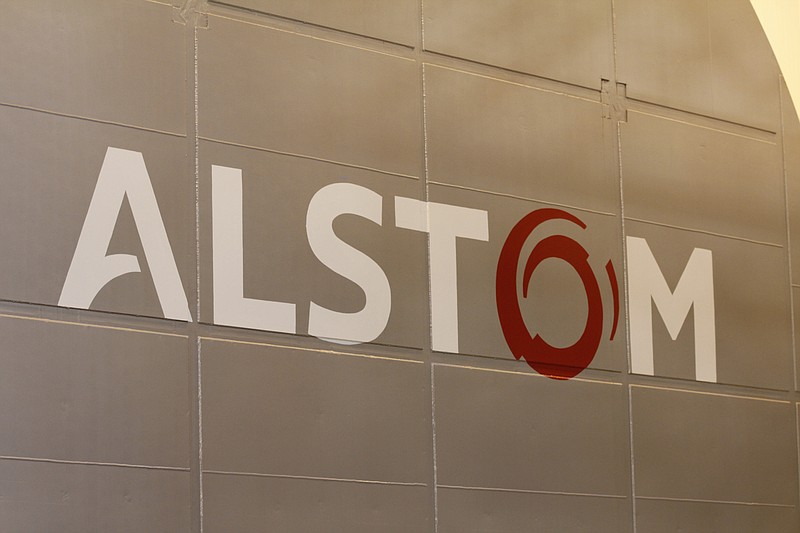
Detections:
[496, 208, 620, 380]
[58, 147, 718, 383]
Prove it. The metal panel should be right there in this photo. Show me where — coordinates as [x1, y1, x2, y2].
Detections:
[0, 0, 185, 134]
[437, 488, 631, 533]
[203, 473, 429, 532]
[198, 140, 427, 346]
[782, 80, 800, 285]
[0, 316, 190, 467]
[795, 288, 800, 391]
[621, 110, 784, 244]
[434, 364, 629, 497]
[425, 65, 617, 214]
[199, 14, 422, 178]
[0, 459, 190, 533]
[423, 0, 613, 89]
[0, 107, 194, 320]
[616, 0, 779, 131]
[201, 338, 429, 482]
[1, 0, 798, 531]
[429, 184, 626, 374]
[210, 0, 418, 45]
[632, 386, 798, 506]
[626, 220, 793, 390]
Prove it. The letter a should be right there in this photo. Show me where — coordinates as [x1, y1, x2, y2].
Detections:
[59, 147, 191, 321]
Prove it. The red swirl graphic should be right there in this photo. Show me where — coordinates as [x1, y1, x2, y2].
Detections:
[496, 208, 617, 380]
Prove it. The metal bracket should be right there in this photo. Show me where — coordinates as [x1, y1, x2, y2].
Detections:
[601, 80, 628, 123]
[173, 0, 209, 28]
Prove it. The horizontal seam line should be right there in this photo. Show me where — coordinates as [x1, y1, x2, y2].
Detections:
[199, 336, 423, 364]
[433, 362, 621, 386]
[434, 350, 624, 374]
[206, 3, 415, 53]
[199, 136, 419, 180]
[624, 217, 782, 247]
[422, 61, 601, 102]
[630, 383, 790, 404]
[625, 103, 777, 142]
[203, 470, 426, 487]
[204, 12, 415, 59]
[0, 313, 187, 338]
[636, 495, 794, 508]
[0, 101, 185, 138]
[438, 484, 626, 499]
[428, 182, 617, 217]
[0, 456, 189, 472]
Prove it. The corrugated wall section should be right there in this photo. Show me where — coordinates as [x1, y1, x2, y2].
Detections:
[0, 0, 799, 531]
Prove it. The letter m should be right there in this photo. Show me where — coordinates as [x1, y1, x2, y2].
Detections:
[626, 236, 716, 382]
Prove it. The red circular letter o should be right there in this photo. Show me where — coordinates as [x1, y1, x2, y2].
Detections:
[496, 209, 603, 379]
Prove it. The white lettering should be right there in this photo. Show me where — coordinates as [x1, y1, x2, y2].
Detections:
[59, 147, 191, 320]
[395, 198, 489, 353]
[212, 165, 296, 333]
[627, 236, 716, 382]
[307, 183, 390, 344]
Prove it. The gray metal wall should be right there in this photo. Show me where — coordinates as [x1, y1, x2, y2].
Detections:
[0, 0, 798, 531]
